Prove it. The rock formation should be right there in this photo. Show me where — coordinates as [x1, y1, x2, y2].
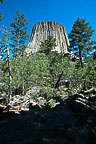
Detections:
[25, 22, 70, 54]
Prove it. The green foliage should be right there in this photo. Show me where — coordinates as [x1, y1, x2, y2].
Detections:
[39, 86, 56, 101]
[0, 26, 10, 55]
[0, 0, 4, 21]
[40, 36, 57, 55]
[1, 17, 96, 106]
[0, 26, 13, 102]
[10, 11, 29, 55]
[1, 48, 96, 105]
[0, 61, 8, 93]
[0, 13, 3, 21]
[69, 18, 94, 67]
[48, 99, 56, 108]
[11, 53, 49, 92]
[0, 0, 4, 3]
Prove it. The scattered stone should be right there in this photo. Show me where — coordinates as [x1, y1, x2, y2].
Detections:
[37, 97, 47, 106]
[0, 88, 96, 144]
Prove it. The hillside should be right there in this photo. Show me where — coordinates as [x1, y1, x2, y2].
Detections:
[0, 19, 96, 144]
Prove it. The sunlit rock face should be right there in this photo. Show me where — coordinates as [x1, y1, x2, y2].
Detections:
[25, 22, 70, 54]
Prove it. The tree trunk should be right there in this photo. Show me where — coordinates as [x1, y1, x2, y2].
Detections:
[55, 71, 63, 88]
[14, 36, 20, 78]
[79, 46, 83, 68]
[7, 43, 12, 103]
[17, 36, 19, 51]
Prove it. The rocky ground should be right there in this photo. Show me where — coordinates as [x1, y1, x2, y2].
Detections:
[0, 91, 96, 144]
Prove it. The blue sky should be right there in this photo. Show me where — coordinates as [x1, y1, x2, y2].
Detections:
[0, 0, 96, 44]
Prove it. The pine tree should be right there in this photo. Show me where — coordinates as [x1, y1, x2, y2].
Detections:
[10, 11, 29, 56]
[0, 0, 3, 21]
[40, 36, 57, 55]
[0, 0, 3, 3]
[0, 13, 2, 21]
[40, 36, 57, 68]
[69, 18, 94, 67]
[0, 26, 12, 103]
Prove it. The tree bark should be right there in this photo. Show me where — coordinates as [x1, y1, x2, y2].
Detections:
[7, 43, 12, 103]
[55, 71, 63, 88]
[17, 36, 19, 50]
[79, 46, 83, 68]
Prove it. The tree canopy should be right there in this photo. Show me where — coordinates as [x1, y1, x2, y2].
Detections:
[0, 15, 96, 107]
[10, 11, 29, 56]
[0, 0, 4, 3]
[40, 36, 57, 55]
[69, 18, 94, 67]
[0, 0, 4, 21]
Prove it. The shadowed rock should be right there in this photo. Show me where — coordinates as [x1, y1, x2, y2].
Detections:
[0, 94, 96, 144]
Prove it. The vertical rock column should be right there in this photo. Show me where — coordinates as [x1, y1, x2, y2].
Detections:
[25, 22, 70, 54]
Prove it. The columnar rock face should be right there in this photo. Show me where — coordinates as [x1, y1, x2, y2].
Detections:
[25, 22, 70, 54]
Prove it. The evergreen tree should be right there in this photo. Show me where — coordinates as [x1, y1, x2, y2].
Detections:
[40, 36, 56, 55]
[10, 53, 49, 93]
[69, 18, 94, 67]
[10, 11, 29, 56]
[0, 26, 12, 103]
[0, 0, 3, 3]
[0, 0, 3, 21]
[40, 36, 57, 68]
[0, 13, 2, 21]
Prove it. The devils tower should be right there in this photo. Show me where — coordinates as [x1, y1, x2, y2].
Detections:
[25, 22, 70, 54]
